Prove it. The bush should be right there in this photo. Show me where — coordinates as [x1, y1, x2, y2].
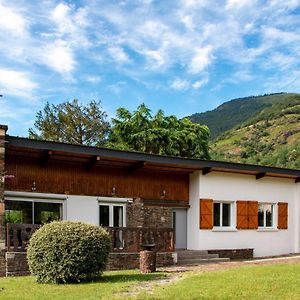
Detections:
[27, 221, 111, 284]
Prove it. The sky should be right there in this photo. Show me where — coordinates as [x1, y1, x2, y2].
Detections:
[1, 0, 300, 136]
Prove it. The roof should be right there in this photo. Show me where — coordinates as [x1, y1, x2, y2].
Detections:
[6, 135, 300, 182]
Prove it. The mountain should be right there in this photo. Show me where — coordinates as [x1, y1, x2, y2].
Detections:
[188, 93, 297, 140]
[210, 94, 300, 170]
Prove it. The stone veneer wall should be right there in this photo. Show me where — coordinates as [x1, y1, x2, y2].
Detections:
[127, 198, 172, 228]
[0, 125, 7, 277]
[143, 206, 172, 228]
[126, 198, 144, 227]
[6, 251, 175, 276]
[0, 125, 7, 244]
[6, 252, 29, 276]
[208, 249, 254, 259]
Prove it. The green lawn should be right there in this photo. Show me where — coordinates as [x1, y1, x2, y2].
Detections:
[0, 271, 166, 300]
[0, 263, 299, 300]
[139, 263, 300, 300]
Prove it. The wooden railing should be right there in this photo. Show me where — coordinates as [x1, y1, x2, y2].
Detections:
[6, 223, 41, 252]
[106, 227, 174, 252]
[6, 224, 175, 253]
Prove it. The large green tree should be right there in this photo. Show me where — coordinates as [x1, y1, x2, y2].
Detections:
[107, 103, 210, 159]
[29, 100, 110, 146]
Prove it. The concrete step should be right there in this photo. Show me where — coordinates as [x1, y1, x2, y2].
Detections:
[177, 257, 230, 265]
[177, 250, 209, 255]
[177, 253, 220, 259]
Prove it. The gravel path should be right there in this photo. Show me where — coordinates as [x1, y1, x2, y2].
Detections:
[158, 254, 300, 273]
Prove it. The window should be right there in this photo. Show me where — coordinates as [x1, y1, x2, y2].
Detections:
[99, 203, 125, 227]
[99, 202, 126, 250]
[258, 203, 275, 228]
[213, 202, 232, 227]
[5, 200, 63, 224]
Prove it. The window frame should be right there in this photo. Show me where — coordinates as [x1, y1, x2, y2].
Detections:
[258, 202, 276, 229]
[213, 201, 235, 229]
[98, 202, 126, 227]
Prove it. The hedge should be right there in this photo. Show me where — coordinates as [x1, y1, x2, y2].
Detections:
[27, 221, 111, 283]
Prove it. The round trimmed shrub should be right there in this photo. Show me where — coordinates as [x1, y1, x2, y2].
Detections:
[27, 221, 111, 283]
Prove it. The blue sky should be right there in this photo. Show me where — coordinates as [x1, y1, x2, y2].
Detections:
[1, 0, 300, 136]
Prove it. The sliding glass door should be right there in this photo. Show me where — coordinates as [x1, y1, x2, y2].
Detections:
[5, 200, 63, 224]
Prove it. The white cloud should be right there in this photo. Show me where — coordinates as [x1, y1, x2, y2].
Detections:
[171, 78, 190, 91]
[143, 49, 166, 68]
[85, 75, 102, 83]
[0, 69, 37, 98]
[40, 40, 76, 76]
[108, 46, 130, 63]
[192, 77, 209, 89]
[108, 81, 127, 94]
[263, 27, 300, 44]
[189, 47, 214, 74]
[50, 2, 90, 47]
[171, 76, 209, 91]
[0, 2, 28, 36]
[226, 0, 255, 10]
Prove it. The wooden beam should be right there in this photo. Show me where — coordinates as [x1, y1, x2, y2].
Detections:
[86, 155, 100, 170]
[256, 172, 266, 180]
[202, 167, 212, 175]
[295, 177, 300, 183]
[128, 161, 147, 173]
[41, 150, 53, 166]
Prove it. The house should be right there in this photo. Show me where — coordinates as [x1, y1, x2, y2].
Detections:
[0, 124, 300, 276]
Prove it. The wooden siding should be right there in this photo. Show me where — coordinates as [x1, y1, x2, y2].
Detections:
[5, 155, 189, 202]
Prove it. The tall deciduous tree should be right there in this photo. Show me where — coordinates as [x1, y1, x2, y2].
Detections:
[107, 103, 210, 159]
[29, 100, 110, 146]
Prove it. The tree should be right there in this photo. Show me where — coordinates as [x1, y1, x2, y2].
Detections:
[107, 103, 210, 159]
[29, 100, 110, 146]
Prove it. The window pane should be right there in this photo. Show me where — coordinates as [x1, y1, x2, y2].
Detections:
[113, 206, 123, 227]
[265, 204, 273, 227]
[34, 202, 62, 224]
[222, 203, 231, 227]
[258, 204, 264, 227]
[5, 200, 32, 224]
[99, 205, 109, 226]
[213, 203, 220, 226]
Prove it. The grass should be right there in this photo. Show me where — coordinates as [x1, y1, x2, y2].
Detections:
[0, 263, 299, 300]
[0, 270, 166, 300]
[137, 263, 300, 300]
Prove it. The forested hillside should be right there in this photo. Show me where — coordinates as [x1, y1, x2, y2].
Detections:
[211, 94, 300, 169]
[188, 93, 297, 140]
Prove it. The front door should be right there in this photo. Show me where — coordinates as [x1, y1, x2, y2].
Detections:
[172, 208, 187, 249]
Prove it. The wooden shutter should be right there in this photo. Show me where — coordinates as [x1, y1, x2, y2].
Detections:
[278, 202, 288, 229]
[236, 201, 258, 229]
[199, 199, 213, 229]
[247, 201, 258, 229]
[236, 201, 248, 229]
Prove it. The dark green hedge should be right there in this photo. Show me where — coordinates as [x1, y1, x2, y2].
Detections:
[27, 221, 111, 284]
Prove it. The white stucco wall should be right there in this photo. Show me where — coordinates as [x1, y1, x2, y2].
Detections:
[66, 195, 99, 225]
[188, 171, 300, 257]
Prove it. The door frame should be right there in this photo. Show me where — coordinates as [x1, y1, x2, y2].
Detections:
[172, 208, 187, 250]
